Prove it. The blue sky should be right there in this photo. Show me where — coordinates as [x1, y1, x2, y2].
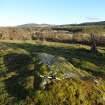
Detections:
[0, 0, 105, 26]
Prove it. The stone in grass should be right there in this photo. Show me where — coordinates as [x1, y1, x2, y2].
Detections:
[37, 53, 55, 68]
[35, 53, 78, 89]
[36, 53, 76, 77]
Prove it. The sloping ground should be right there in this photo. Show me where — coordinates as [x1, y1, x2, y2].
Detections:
[0, 40, 105, 105]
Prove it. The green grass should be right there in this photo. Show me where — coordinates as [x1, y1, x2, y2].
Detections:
[0, 40, 105, 105]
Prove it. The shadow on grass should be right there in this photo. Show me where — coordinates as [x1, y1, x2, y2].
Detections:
[4, 53, 33, 100]
[3, 42, 105, 78]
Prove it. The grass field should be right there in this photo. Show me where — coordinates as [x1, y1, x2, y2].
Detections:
[0, 40, 105, 105]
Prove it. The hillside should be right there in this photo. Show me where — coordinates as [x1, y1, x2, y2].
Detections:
[0, 21, 105, 45]
[0, 40, 105, 105]
[18, 23, 53, 28]
[60, 21, 105, 27]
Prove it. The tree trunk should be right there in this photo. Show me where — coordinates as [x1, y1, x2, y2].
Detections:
[90, 34, 97, 53]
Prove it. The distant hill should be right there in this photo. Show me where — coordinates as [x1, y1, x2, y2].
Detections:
[80, 21, 105, 26]
[0, 21, 105, 28]
[18, 23, 54, 28]
[60, 21, 105, 27]
[0, 21, 105, 45]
